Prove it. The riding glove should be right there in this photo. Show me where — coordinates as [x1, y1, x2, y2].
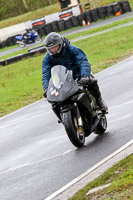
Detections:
[78, 76, 90, 84]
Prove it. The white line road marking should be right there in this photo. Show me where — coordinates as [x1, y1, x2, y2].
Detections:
[5, 163, 30, 172]
[1, 149, 73, 174]
[0, 111, 52, 130]
[41, 105, 50, 108]
[45, 139, 133, 200]
[37, 134, 66, 144]
[0, 131, 15, 138]
[110, 100, 133, 109]
[109, 114, 132, 123]
[29, 111, 52, 119]
[107, 113, 117, 118]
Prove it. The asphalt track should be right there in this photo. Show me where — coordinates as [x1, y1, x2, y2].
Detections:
[0, 56, 133, 200]
[0, 11, 133, 200]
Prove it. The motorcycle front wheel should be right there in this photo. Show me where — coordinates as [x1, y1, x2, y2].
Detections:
[62, 110, 85, 147]
[35, 37, 42, 43]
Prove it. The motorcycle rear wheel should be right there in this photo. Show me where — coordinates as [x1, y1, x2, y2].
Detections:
[94, 115, 107, 135]
[62, 110, 85, 147]
[19, 41, 26, 48]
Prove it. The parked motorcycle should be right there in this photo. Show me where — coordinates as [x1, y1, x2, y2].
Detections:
[15, 30, 42, 48]
[47, 65, 108, 148]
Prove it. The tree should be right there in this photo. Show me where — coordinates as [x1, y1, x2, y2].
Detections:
[21, 0, 29, 11]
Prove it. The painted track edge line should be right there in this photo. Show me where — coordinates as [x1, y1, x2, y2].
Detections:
[45, 139, 133, 200]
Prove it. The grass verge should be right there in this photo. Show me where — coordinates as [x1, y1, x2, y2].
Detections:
[0, 22, 133, 117]
[0, 55, 44, 117]
[68, 154, 133, 200]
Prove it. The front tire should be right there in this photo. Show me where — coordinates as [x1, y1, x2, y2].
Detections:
[94, 115, 107, 135]
[62, 110, 85, 147]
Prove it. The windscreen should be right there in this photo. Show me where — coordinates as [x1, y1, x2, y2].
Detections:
[51, 65, 67, 89]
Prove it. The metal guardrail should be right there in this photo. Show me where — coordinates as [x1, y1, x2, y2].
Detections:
[0, 45, 46, 66]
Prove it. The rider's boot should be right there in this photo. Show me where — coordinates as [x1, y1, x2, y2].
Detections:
[96, 97, 108, 113]
[88, 76, 108, 113]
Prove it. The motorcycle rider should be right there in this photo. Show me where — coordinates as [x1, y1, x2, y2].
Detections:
[22, 29, 30, 41]
[42, 32, 108, 113]
[22, 28, 34, 41]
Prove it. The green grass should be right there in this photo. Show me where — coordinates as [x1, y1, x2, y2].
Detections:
[0, 4, 60, 29]
[0, 55, 44, 117]
[0, 22, 133, 117]
[0, 43, 44, 59]
[72, 24, 133, 74]
[68, 154, 133, 200]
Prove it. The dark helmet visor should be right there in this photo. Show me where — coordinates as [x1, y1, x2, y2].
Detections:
[46, 41, 63, 55]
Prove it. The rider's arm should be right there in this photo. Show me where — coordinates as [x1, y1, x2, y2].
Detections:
[42, 54, 52, 90]
[70, 45, 91, 77]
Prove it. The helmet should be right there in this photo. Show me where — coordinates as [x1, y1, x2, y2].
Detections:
[44, 32, 63, 56]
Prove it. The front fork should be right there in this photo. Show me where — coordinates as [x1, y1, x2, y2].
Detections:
[52, 103, 83, 132]
[72, 103, 84, 135]
[74, 103, 82, 126]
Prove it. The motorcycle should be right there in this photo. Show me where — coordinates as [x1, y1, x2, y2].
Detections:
[15, 30, 42, 48]
[47, 65, 108, 148]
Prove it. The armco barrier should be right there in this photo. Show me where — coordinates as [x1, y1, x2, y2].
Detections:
[0, 46, 46, 66]
[0, 59, 6, 66]
[6, 54, 23, 65]
[28, 45, 45, 52]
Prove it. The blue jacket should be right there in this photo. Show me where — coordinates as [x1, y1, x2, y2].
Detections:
[42, 38, 91, 90]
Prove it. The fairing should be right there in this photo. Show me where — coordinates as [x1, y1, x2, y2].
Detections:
[47, 65, 79, 102]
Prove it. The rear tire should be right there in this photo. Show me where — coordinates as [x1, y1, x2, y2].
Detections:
[19, 41, 26, 48]
[62, 110, 85, 148]
[94, 115, 107, 135]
